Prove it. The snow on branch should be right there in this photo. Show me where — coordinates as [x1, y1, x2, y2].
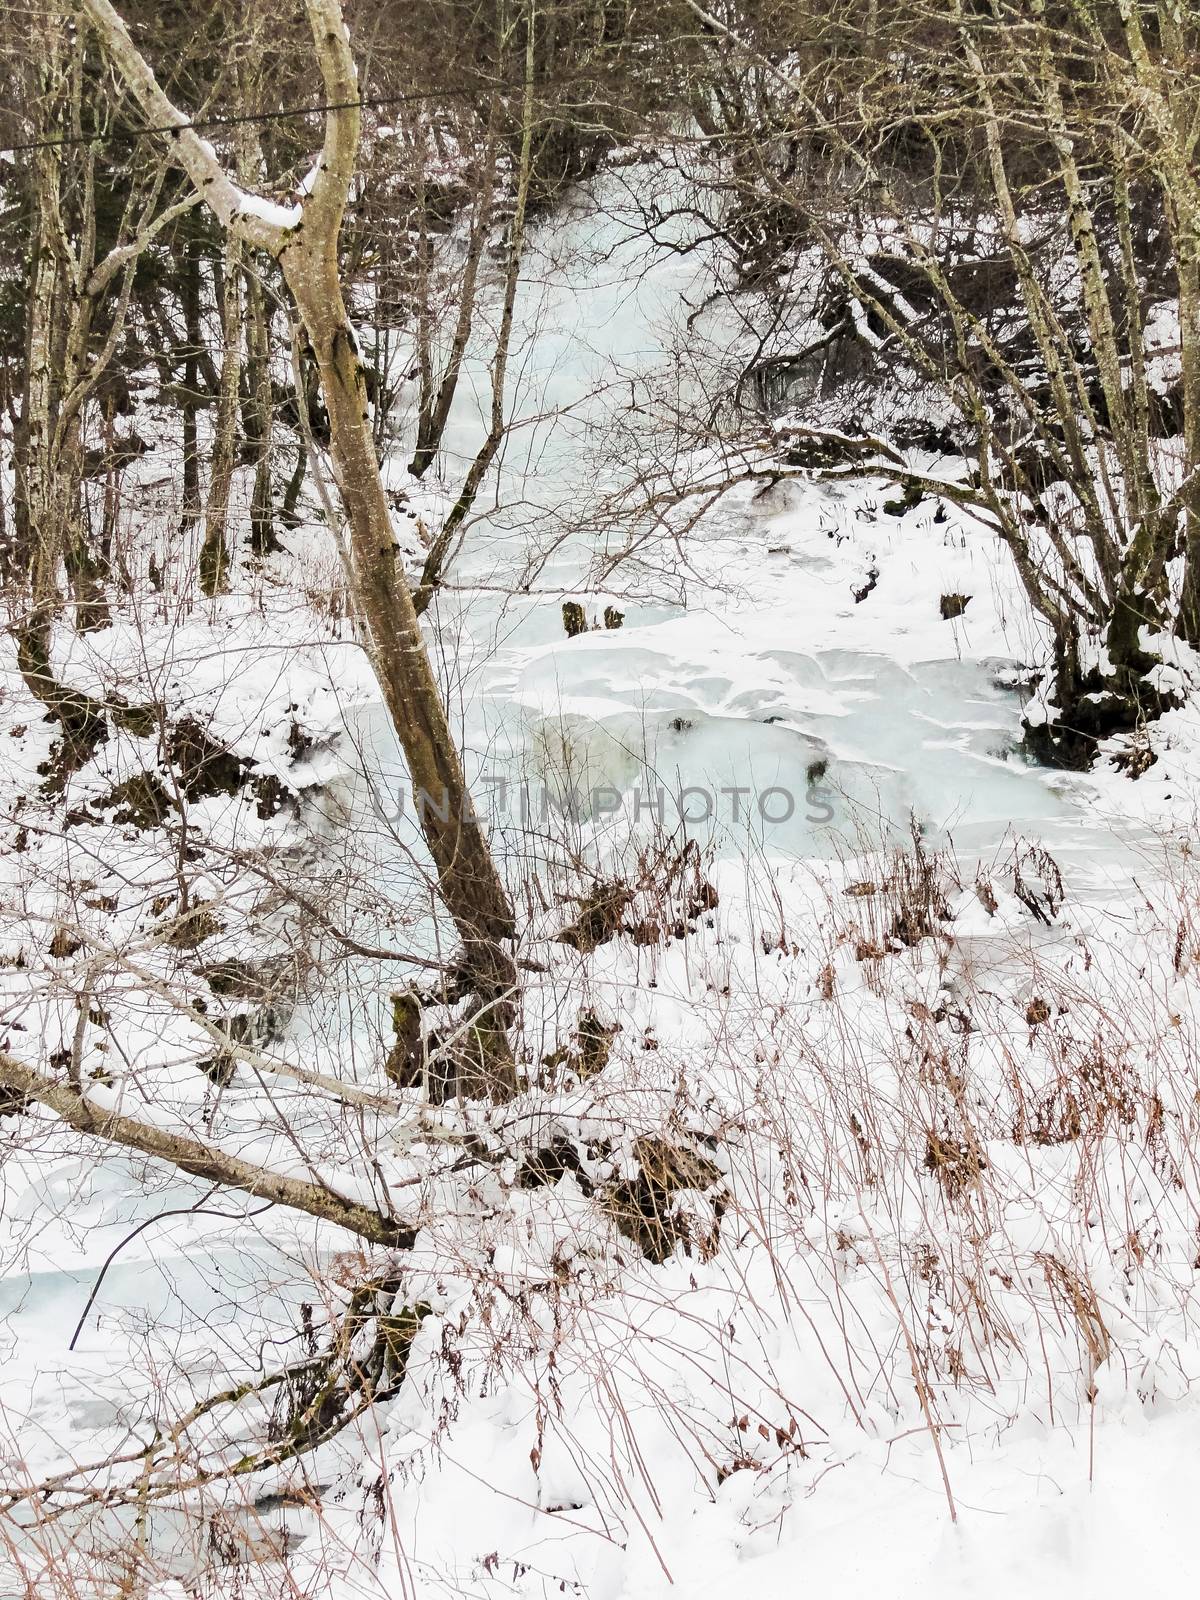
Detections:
[0, 1049, 413, 1247]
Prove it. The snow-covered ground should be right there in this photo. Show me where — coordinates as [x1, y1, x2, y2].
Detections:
[3, 173, 1200, 1597]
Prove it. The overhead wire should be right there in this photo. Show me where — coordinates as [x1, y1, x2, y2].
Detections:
[3, 83, 525, 156]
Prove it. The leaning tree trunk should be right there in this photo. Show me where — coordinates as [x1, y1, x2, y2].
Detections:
[80, 0, 520, 1099]
[283, 243, 519, 1055]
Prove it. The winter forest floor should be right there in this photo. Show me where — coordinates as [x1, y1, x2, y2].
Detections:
[4, 175, 1200, 1597]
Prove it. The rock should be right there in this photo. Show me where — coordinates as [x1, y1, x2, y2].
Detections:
[883, 480, 924, 516]
[574, 1008, 619, 1079]
[99, 772, 175, 829]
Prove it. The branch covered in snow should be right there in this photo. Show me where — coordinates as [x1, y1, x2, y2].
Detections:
[0, 1049, 413, 1247]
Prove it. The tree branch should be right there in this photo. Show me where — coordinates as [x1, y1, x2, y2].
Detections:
[87, 187, 203, 294]
[76, 0, 287, 254]
[0, 1050, 413, 1247]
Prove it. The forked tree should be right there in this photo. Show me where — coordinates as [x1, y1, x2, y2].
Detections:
[77, 0, 520, 1094]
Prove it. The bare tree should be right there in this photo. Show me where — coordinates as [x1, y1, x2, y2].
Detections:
[77, 0, 520, 1093]
[197, 232, 243, 594]
[11, 8, 198, 745]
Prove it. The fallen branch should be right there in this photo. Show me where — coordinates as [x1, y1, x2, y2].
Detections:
[0, 1050, 413, 1248]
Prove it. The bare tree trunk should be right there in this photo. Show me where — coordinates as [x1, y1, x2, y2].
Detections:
[244, 266, 278, 556]
[14, 24, 105, 720]
[13, 19, 198, 738]
[0, 1048, 414, 1247]
[408, 110, 501, 480]
[180, 232, 202, 535]
[413, 22, 536, 614]
[282, 246, 519, 1062]
[79, 0, 519, 1096]
[22, 142, 61, 625]
[199, 239, 243, 594]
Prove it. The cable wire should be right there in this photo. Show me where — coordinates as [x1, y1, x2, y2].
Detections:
[2, 82, 521, 157]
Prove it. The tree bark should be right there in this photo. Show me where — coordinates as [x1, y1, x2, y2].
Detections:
[282, 245, 519, 1029]
[179, 231, 202, 534]
[244, 266, 278, 556]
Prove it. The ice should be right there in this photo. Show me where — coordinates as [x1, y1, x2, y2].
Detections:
[342, 170, 1079, 881]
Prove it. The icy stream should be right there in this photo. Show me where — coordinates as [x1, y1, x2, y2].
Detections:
[360, 178, 1117, 881]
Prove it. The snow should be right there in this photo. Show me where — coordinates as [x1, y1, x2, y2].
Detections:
[3, 166, 1200, 1599]
[235, 191, 303, 232]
